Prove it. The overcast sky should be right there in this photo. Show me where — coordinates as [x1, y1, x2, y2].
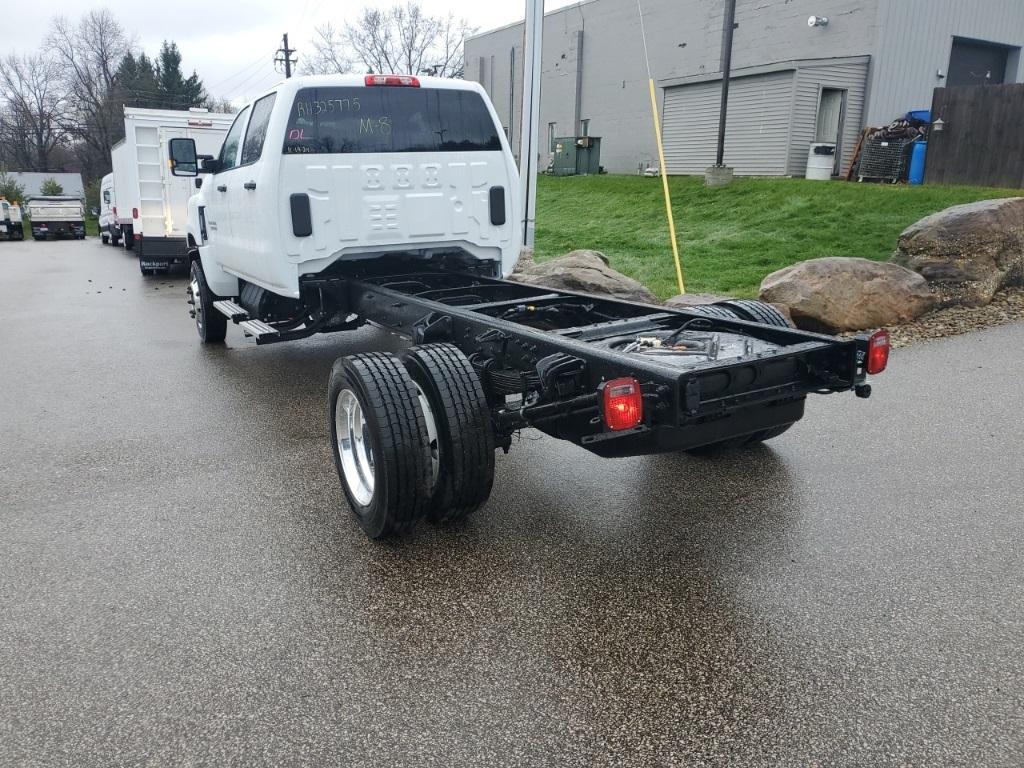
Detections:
[1, 0, 578, 104]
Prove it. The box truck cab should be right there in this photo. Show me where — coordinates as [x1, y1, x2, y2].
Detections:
[0, 198, 23, 240]
[169, 74, 520, 300]
[98, 173, 119, 245]
[111, 107, 233, 273]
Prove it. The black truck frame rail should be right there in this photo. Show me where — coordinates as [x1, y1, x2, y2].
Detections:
[220, 258, 875, 456]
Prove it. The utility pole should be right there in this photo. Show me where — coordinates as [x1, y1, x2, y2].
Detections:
[517, 0, 544, 249]
[715, 0, 736, 166]
[276, 33, 297, 78]
[706, 0, 736, 186]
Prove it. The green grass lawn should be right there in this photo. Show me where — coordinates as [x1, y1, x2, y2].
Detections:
[534, 175, 1021, 299]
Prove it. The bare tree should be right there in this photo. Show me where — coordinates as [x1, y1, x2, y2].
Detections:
[307, 2, 472, 78]
[0, 53, 70, 171]
[46, 9, 132, 178]
[302, 23, 354, 75]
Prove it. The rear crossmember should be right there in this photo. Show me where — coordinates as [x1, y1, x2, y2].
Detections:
[213, 263, 872, 453]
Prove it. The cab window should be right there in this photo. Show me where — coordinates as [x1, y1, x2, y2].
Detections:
[241, 93, 277, 165]
[283, 87, 502, 155]
[219, 106, 250, 171]
[102, 190, 111, 204]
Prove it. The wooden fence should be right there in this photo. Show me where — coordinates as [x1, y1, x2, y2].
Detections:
[926, 84, 1024, 188]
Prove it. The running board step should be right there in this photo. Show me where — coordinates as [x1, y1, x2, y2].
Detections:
[239, 319, 279, 343]
[213, 299, 248, 322]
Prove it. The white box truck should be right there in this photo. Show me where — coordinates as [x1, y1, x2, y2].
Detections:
[111, 107, 234, 275]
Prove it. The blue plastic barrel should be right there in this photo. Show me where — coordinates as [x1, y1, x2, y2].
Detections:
[909, 141, 928, 185]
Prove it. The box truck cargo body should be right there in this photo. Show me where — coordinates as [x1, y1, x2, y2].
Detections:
[111, 107, 233, 274]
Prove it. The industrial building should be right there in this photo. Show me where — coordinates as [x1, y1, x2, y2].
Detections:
[465, 0, 1024, 176]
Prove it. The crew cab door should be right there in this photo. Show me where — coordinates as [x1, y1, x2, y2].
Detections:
[203, 106, 250, 275]
[234, 92, 278, 285]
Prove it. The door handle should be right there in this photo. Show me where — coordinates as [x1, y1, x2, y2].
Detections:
[243, 181, 256, 190]
[216, 185, 227, 192]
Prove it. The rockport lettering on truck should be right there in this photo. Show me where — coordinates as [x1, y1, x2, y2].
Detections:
[167, 73, 888, 541]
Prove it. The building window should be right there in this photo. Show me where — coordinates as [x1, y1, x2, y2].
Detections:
[580, 119, 590, 137]
[548, 122, 556, 151]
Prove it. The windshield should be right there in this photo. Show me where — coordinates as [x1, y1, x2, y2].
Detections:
[283, 86, 502, 155]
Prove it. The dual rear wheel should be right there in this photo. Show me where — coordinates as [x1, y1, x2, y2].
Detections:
[328, 344, 495, 539]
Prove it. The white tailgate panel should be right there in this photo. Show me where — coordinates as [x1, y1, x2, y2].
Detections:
[283, 153, 510, 260]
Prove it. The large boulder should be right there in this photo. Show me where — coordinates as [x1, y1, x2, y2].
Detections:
[892, 197, 1024, 307]
[759, 257, 935, 333]
[508, 249, 658, 304]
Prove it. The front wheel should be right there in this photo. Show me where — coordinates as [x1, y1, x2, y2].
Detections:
[328, 353, 432, 538]
[188, 259, 227, 343]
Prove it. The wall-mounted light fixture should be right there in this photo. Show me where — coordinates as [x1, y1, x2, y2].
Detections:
[807, 15, 829, 28]
[932, 118, 946, 133]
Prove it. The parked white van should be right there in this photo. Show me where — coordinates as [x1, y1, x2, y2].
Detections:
[98, 173, 118, 245]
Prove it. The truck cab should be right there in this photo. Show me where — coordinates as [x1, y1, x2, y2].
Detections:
[169, 74, 520, 302]
[98, 173, 119, 246]
[0, 198, 23, 240]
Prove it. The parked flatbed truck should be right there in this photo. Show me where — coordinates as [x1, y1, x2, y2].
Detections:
[167, 73, 890, 539]
[26, 196, 85, 240]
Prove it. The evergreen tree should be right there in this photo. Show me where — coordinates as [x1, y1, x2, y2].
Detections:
[155, 42, 207, 109]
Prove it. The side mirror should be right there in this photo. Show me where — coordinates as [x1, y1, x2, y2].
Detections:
[200, 157, 222, 173]
[169, 137, 198, 177]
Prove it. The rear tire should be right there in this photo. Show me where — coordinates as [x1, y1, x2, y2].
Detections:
[188, 259, 227, 343]
[403, 344, 495, 524]
[101, 234, 109, 245]
[716, 299, 792, 328]
[685, 304, 740, 321]
[328, 353, 431, 539]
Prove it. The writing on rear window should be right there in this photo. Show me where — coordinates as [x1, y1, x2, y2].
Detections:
[283, 87, 501, 155]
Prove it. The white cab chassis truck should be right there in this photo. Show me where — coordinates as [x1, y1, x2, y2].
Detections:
[111, 107, 233, 273]
[26, 197, 85, 240]
[1, 199, 24, 240]
[98, 173, 119, 246]
[168, 73, 888, 540]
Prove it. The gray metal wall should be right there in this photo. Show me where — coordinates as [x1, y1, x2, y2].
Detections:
[788, 58, 871, 175]
[465, 0, 880, 174]
[867, 0, 1024, 125]
[663, 71, 796, 175]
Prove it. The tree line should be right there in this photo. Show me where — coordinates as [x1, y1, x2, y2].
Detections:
[0, 9, 221, 189]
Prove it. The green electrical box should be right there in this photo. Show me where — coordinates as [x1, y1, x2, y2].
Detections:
[551, 136, 602, 176]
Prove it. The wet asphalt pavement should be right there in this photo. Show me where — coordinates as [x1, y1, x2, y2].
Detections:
[1, 238, 1023, 767]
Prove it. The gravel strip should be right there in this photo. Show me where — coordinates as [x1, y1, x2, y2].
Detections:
[886, 287, 1024, 347]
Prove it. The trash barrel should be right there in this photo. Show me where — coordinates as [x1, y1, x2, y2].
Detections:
[909, 141, 928, 186]
[806, 143, 836, 181]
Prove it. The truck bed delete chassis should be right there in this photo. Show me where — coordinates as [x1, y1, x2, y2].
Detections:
[237, 260, 872, 456]
[212, 259, 871, 454]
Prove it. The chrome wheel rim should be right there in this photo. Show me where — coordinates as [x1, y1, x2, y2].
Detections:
[414, 381, 440, 491]
[336, 389, 375, 506]
[189, 272, 204, 332]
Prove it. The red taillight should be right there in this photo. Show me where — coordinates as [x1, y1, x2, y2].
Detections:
[601, 377, 643, 432]
[132, 207, 139, 219]
[113, 206, 117, 215]
[866, 329, 890, 375]
[365, 74, 420, 87]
